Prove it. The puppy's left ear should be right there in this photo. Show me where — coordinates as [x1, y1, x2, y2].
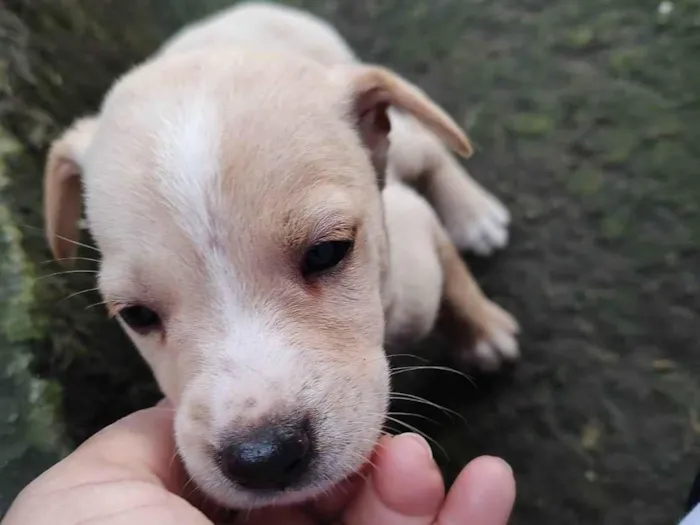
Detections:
[333, 65, 473, 187]
[44, 116, 98, 264]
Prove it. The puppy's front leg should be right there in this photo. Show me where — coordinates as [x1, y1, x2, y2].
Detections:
[434, 227, 520, 372]
[388, 110, 510, 256]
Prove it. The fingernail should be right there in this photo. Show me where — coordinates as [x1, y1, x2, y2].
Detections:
[488, 456, 513, 475]
[397, 433, 434, 460]
[480, 455, 514, 477]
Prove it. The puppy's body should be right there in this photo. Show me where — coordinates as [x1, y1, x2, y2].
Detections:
[43, 2, 518, 510]
[160, 2, 357, 66]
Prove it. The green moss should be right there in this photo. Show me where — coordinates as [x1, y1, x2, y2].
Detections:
[600, 214, 627, 240]
[650, 140, 687, 172]
[0, 221, 43, 343]
[565, 26, 595, 49]
[506, 113, 554, 137]
[567, 166, 604, 196]
[601, 130, 639, 166]
[0, 130, 69, 507]
[608, 47, 647, 76]
[645, 114, 684, 139]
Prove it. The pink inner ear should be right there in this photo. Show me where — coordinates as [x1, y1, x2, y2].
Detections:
[358, 102, 390, 149]
[355, 88, 391, 187]
[356, 87, 391, 134]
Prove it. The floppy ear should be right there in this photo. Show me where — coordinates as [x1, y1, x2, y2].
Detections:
[335, 65, 473, 187]
[43, 116, 97, 264]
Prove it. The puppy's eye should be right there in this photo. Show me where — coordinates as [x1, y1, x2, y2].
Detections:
[302, 240, 353, 277]
[118, 305, 161, 334]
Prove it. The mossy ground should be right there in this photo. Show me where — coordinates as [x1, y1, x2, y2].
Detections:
[1, 1, 699, 523]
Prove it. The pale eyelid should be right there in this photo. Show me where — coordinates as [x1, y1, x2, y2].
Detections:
[307, 214, 359, 244]
[313, 225, 357, 244]
[105, 300, 148, 319]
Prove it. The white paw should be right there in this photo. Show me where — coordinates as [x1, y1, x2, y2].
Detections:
[463, 301, 520, 372]
[447, 192, 511, 256]
[472, 328, 519, 372]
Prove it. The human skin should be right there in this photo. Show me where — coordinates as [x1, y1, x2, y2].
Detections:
[2, 405, 516, 525]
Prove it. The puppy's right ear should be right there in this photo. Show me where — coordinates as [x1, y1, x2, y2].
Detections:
[43, 117, 97, 264]
[332, 64, 473, 189]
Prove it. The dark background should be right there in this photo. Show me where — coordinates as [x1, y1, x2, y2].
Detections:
[1, 0, 699, 523]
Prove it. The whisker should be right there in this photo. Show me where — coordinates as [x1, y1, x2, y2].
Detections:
[181, 475, 197, 498]
[381, 424, 401, 436]
[316, 472, 338, 500]
[48, 233, 101, 254]
[336, 447, 378, 478]
[383, 353, 430, 363]
[40, 256, 101, 266]
[390, 365, 475, 386]
[352, 435, 390, 454]
[85, 300, 108, 311]
[341, 452, 375, 479]
[60, 287, 101, 303]
[36, 269, 99, 281]
[351, 456, 377, 475]
[387, 411, 439, 425]
[376, 429, 393, 441]
[383, 415, 448, 459]
[365, 353, 430, 365]
[167, 450, 181, 482]
[22, 223, 102, 254]
[389, 392, 467, 425]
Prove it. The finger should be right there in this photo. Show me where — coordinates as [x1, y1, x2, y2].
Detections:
[344, 433, 445, 525]
[308, 463, 368, 518]
[436, 456, 515, 525]
[157, 397, 173, 408]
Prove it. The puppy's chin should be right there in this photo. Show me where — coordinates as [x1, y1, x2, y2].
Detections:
[176, 428, 383, 509]
[189, 474, 347, 509]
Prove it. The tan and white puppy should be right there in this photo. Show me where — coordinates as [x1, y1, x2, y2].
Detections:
[43, 1, 519, 510]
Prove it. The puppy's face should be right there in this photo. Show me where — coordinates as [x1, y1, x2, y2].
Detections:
[44, 51, 471, 508]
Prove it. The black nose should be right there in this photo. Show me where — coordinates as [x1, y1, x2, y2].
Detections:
[219, 419, 312, 490]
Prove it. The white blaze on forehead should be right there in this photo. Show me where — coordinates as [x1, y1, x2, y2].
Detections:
[150, 87, 240, 310]
[153, 88, 223, 243]
[147, 86, 300, 388]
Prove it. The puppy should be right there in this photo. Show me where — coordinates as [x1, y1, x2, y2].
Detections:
[43, 1, 519, 509]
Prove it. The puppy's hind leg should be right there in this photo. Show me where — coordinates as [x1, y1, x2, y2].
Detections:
[382, 182, 518, 372]
[389, 111, 510, 256]
[433, 225, 520, 372]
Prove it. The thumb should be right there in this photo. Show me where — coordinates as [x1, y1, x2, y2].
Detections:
[76, 404, 239, 522]
[54, 405, 184, 492]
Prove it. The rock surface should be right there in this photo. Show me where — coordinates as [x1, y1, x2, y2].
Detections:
[1, 0, 699, 522]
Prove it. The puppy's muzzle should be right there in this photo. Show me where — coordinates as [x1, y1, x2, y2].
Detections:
[217, 416, 313, 491]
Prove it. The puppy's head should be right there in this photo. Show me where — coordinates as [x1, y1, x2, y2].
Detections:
[43, 51, 471, 508]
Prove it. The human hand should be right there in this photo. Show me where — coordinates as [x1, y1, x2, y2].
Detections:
[2, 405, 515, 525]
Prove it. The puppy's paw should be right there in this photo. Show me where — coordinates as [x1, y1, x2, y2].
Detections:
[445, 191, 510, 256]
[462, 301, 520, 372]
